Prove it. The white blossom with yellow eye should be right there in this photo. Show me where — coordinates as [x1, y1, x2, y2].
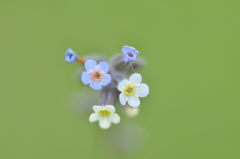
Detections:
[117, 73, 149, 107]
[89, 105, 120, 129]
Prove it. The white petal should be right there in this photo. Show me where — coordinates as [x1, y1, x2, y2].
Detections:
[136, 83, 149, 97]
[129, 73, 142, 85]
[92, 105, 102, 112]
[128, 95, 140, 107]
[119, 93, 127, 105]
[117, 79, 128, 91]
[104, 105, 115, 113]
[111, 113, 120, 124]
[89, 113, 99, 122]
[99, 118, 111, 129]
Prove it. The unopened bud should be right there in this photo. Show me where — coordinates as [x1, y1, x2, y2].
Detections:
[124, 106, 139, 118]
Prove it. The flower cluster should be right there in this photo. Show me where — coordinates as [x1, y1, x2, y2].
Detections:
[65, 45, 149, 129]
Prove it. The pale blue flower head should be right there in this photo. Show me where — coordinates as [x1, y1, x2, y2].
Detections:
[81, 60, 112, 90]
[65, 48, 78, 63]
[122, 46, 139, 62]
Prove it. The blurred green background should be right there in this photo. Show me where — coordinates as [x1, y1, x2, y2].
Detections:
[0, 0, 239, 159]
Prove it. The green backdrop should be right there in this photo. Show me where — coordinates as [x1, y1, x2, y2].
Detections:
[0, 0, 239, 159]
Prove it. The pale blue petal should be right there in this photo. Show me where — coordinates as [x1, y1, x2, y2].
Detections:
[101, 74, 111, 86]
[98, 61, 109, 73]
[131, 47, 139, 55]
[81, 71, 91, 84]
[123, 55, 129, 62]
[84, 60, 97, 71]
[90, 82, 102, 90]
[122, 46, 132, 53]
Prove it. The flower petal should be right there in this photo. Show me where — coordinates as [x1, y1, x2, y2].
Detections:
[136, 83, 149, 97]
[101, 74, 111, 86]
[89, 113, 99, 122]
[111, 113, 120, 124]
[81, 71, 91, 84]
[90, 82, 102, 90]
[123, 55, 129, 62]
[104, 105, 115, 113]
[128, 95, 140, 107]
[119, 93, 127, 105]
[99, 118, 111, 129]
[84, 60, 97, 71]
[98, 61, 109, 73]
[129, 73, 142, 85]
[117, 79, 128, 91]
[93, 105, 102, 112]
[122, 46, 131, 53]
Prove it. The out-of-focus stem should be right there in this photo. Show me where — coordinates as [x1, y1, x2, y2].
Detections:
[99, 83, 118, 105]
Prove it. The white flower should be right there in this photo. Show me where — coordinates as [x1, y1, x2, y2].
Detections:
[117, 73, 149, 107]
[89, 105, 120, 129]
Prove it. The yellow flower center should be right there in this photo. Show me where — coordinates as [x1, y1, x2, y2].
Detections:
[90, 70, 103, 82]
[124, 84, 136, 96]
[98, 109, 111, 116]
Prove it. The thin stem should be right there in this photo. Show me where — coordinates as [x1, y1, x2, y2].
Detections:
[77, 57, 85, 64]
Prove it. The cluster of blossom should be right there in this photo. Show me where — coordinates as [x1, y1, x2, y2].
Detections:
[65, 46, 149, 129]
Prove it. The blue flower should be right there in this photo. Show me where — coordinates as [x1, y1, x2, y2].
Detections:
[122, 46, 139, 62]
[65, 48, 78, 63]
[81, 60, 112, 90]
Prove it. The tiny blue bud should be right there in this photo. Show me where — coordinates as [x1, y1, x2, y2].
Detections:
[122, 46, 139, 62]
[65, 48, 78, 63]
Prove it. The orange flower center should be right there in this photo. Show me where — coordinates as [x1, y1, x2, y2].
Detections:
[90, 70, 103, 82]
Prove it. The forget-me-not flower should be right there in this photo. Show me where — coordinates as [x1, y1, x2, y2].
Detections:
[81, 60, 112, 90]
[117, 73, 149, 107]
[65, 48, 78, 63]
[122, 46, 139, 62]
[89, 105, 120, 129]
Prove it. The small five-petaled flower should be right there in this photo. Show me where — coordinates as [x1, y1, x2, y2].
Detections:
[81, 60, 112, 90]
[122, 45, 139, 62]
[118, 73, 149, 107]
[89, 105, 120, 129]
